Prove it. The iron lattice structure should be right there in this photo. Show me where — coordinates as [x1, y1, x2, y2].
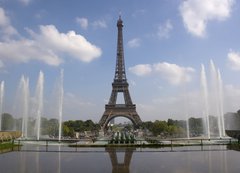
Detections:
[99, 16, 142, 129]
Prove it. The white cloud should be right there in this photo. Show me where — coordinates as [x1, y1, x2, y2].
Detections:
[157, 20, 173, 39]
[129, 64, 152, 76]
[179, 0, 234, 37]
[33, 25, 102, 62]
[225, 84, 240, 97]
[153, 62, 195, 85]
[0, 8, 18, 37]
[129, 62, 195, 85]
[19, 0, 31, 6]
[0, 8, 9, 26]
[0, 8, 101, 66]
[227, 50, 240, 71]
[0, 39, 62, 66]
[0, 60, 4, 68]
[76, 18, 108, 30]
[138, 94, 198, 121]
[138, 83, 240, 121]
[76, 17, 88, 30]
[92, 19, 107, 29]
[0, 24, 102, 66]
[127, 38, 141, 48]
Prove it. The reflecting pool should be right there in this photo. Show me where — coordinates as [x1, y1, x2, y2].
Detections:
[0, 144, 240, 173]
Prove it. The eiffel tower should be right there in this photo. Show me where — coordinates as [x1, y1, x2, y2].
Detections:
[106, 147, 136, 173]
[99, 16, 142, 129]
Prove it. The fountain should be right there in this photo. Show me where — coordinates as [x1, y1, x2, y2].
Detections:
[199, 60, 226, 138]
[209, 60, 225, 138]
[217, 69, 225, 137]
[201, 64, 210, 138]
[210, 60, 220, 136]
[35, 71, 44, 140]
[10, 70, 64, 140]
[183, 86, 190, 139]
[0, 81, 4, 131]
[57, 69, 64, 141]
[18, 76, 30, 138]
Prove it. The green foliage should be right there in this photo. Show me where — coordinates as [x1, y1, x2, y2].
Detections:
[142, 119, 187, 137]
[40, 117, 50, 135]
[1, 113, 15, 130]
[152, 120, 168, 136]
[0, 112, 206, 139]
[141, 121, 153, 130]
[0, 142, 14, 150]
[188, 117, 204, 136]
[47, 119, 59, 136]
[167, 119, 175, 126]
[63, 119, 100, 136]
[167, 119, 186, 129]
[1, 112, 100, 138]
[62, 124, 74, 137]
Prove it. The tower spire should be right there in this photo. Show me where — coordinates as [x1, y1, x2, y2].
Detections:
[118, 11, 122, 20]
[115, 15, 126, 81]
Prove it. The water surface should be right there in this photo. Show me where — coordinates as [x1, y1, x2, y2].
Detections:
[0, 144, 240, 173]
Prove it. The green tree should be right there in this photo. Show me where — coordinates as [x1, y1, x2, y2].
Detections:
[167, 119, 175, 126]
[62, 119, 100, 137]
[62, 124, 74, 137]
[84, 120, 95, 131]
[188, 117, 204, 136]
[41, 117, 50, 135]
[48, 119, 59, 137]
[141, 121, 153, 131]
[151, 120, 168, 136]
[1, 113, 15, 130]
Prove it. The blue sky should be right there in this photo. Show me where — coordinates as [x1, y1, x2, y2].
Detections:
[0, 0, 240, 122]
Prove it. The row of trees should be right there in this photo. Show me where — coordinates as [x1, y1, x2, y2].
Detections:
[2, 112, 223, 138]
[0, 113, 100, 138]
[0, 113, 183, 138]
[142, 118, 204, 138]
[142, 119, 186, 137]
[63, 120, 100, 137]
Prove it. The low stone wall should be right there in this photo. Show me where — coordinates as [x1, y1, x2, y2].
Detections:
[0, 131, 22, 141]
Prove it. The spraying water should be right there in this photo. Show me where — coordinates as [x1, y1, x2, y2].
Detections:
[210, 60, 225, 138]
[35, 71, 44, 140]
[201, 64, 210, 138]
[19, 76, 30, 138]
[210, 60, 220, 137]
[217, 69, 225, 137]
[58, 69, 64, 141]
[183, 86, 190, 139]
[0, 81, 4, 131]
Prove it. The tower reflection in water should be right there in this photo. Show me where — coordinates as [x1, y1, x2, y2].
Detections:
[106, 147, 135, 173]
